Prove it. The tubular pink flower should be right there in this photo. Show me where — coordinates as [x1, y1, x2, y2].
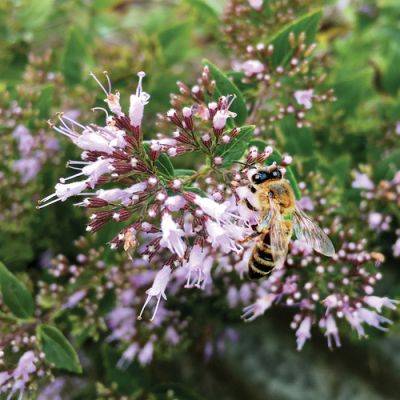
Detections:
[117, 343, 139, 370]
[344, 309, 366, 338]
[212, 96, 237, 131]
[183, 244, 207, 288]
[363, 296, 399, 312]
[138, 340, 154, 365]
[357, 308, 392, 331]
[325, 314, 341, 349]
[13, 351, 37, 384]
[75, 130, 114, 153]
[0, 372, 10, 386]
[194, 195, 229, 221]
[242, 294, 275, 321]
[296, 316, 312, 351]
[138, 266, 171, 321]
[39, 180, 89, 208]
[160, 214, 187, 258]
[129, 71, 150, 127]
[393, 238, 400, 257]
[205, 220, 242, 254]
[60, 158, 113, 188]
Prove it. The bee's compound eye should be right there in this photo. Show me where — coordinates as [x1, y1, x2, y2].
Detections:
[272, 170, 282, 179]
[252, 171, 267, 184]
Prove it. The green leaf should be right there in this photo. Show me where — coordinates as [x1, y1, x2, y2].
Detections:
[250, 140, 302, 200]
[158, 22, 192, 65]
[332, 68, 372, 115]
[18, 0, 54, 30]
[279, 116, 314, 157]
[202, 59, 248, 125]
[0, 262, 34, 319]
[143, 144, 175, 178]
[156, 153, 175, 177]
[37, 84, 54, 119]
[216, 125, 255, 167]
[183, 0, 220, 21]
[61, 27, 87, 86]
[374, 149, 400, 181]
[269, 10, 322, 67]
[184, 187, 207, 197]
[175, 169, 197, 176]
[37, 324, 82, 373]
[382, 46, 400, 95]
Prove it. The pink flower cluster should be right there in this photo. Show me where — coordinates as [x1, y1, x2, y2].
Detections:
[0, 351, 41, 399]
[12, 124, 59, 184]
[38, 71, 276, 323]
[355, 170, 400, 258]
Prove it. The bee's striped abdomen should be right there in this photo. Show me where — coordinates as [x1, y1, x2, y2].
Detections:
[248, 233, 275, 280]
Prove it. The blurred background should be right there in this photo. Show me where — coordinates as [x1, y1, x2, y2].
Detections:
[1, 0, 400, 399]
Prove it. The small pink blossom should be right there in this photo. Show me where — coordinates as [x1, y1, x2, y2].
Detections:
[297, 196, 314, 211]
[395, 121, 400, 135]
[352, 172, 374, 190]
[12, 124, 35, 156]
[393, 238, 400, 257]
[165, 195, 187, 212]
[63, 290, 87, 309]
[368, 212, 383, 229]
[248, 0, 263, 10]
[294, 89, 314, 109]
[240, 59, 265, 77]
[13, 158, 42, 184]
[194, 195, 229, 220]
[105, 91, 122, 116]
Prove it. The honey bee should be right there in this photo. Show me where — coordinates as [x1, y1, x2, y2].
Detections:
[245, 165, 335, 279]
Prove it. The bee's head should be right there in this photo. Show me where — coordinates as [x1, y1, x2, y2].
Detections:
[250, 166, 282, 185]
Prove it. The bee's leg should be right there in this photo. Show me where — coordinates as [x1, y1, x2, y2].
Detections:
[245, 198, 260, 211]
[238, 232, 260, 244]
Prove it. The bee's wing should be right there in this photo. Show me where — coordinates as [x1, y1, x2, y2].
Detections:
[293, 203, 335, 257]
[269, 197, 289, 269]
